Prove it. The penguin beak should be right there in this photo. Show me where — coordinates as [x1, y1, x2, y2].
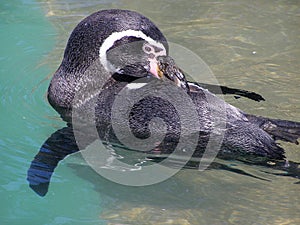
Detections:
[149, 56, 190, 93]
[149, 60, 164, 79]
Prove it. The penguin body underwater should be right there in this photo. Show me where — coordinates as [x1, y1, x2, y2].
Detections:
[27, 9, 300, 196]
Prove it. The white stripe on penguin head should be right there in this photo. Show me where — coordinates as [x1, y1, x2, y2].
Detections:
[99, 29, 167, 73]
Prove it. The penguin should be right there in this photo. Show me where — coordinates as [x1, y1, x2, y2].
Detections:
[27, 9, 300, 196]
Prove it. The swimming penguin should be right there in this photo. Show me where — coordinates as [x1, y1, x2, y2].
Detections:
[27, 9, 300, 196]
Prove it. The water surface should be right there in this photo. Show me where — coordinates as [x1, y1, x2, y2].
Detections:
[1, 0, 299, 224]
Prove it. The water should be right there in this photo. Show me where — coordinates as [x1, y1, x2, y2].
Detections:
[1, 0, 299, 224]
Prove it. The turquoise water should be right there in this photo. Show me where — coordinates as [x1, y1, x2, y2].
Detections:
[1, 1, 105, 224]
[1, 0, 300, 224]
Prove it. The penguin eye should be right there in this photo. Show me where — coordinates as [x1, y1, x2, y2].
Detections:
[143, 46, 152, 53]
[142, 44, 155, 54]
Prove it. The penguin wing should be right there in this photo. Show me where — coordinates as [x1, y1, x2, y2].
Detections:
[27, 127, 79, 196]
[188, 81, 265, 102]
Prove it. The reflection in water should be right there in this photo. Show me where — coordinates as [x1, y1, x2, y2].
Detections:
[34, 1, 300, 224]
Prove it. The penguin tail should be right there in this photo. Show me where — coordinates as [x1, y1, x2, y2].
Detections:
[246, 115, 300, 145]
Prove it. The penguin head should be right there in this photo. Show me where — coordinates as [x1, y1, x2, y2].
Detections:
[62, 9, 168, 79]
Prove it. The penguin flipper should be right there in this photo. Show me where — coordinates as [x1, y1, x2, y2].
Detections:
[27, 126, 79, 196]
[188, 81, 265, 102]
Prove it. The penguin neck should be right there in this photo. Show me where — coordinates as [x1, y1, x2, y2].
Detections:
[111, 73, 140, 83]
